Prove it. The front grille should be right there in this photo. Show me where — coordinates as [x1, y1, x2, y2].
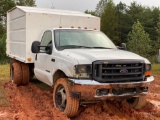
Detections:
[92, 60, 144, 83]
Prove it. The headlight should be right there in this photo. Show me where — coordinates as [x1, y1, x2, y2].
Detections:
[145, 64, 151, 71]
[75, 65, 92, 78]
[145, 64, 152, 77]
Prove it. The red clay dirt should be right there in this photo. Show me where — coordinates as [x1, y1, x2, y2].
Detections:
[0, 75, 160, 120]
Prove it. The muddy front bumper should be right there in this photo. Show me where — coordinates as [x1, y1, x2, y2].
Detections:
[69, 76, 154, 101]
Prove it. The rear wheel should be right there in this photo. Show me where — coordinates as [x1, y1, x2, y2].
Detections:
[125, 96, 146, 109]
[21, 63, 30, 85]
[53, 78, 79, 118]
[11, 62, 22, 86]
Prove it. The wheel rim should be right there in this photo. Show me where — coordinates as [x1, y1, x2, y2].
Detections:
[55, 85, 67, 111]
[11, 66, 14, 81]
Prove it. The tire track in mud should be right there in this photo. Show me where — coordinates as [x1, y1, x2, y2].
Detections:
[1, 75, 160, 120]
[3, 82, 69, 120]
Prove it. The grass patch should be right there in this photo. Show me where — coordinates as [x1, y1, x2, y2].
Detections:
[152, 64, 160, 75]
[0, 64, 10, 107]
[0, 64, 10, 79]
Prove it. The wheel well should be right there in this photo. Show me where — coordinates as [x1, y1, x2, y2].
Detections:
[53, 70, 67, 84]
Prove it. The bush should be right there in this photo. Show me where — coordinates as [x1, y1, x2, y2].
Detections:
[148, 55, 158, 64]
[0, 34, 9, 64]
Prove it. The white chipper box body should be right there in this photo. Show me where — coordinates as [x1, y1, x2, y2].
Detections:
[6, 6, 100, 63]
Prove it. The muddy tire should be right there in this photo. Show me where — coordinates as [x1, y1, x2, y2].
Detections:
[53, 78, 79, 118]
[125, 96, 146, 109]
[11, 62, 22, 86]
[21, 63, 30, 85]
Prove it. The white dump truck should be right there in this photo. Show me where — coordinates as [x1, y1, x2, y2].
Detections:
[7, 6, 154, 117]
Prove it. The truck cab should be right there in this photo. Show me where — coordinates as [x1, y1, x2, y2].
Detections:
[33, 28, 118, 86]
[31, 28, 154, 117]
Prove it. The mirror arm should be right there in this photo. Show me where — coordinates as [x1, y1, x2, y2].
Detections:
[38, 45, 50, 48]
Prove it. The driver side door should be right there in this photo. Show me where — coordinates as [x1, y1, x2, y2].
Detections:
[34, 30, 54, 86]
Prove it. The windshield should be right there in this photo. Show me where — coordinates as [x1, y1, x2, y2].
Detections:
[54, 29, 117, 50]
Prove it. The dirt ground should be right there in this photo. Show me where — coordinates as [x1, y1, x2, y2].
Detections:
[0, 76, 160, 120]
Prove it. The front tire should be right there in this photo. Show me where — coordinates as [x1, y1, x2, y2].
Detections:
[124, 96, 146, 109]
[53, 78, 79, 118]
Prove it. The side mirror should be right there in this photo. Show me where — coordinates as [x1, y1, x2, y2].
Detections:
[45, 44, 53, 55]
[31, 41, 40, 53]
[121, 43, 127, 50]
[117, 43, 127, 50]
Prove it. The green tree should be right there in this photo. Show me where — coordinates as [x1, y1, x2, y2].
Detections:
[124, 2, 145, 41]
[0, 0, 15, 21]
[126, 2, 144, 23]
[151, 8, 160, 41]
[85, 10, 96, 16]
[101, 0, 119, 44]
[95, 0, 108, 16]
[127, 20, 151, 58]
[115, 2, 127, 43]
[0, 24, 5, 37]
[0, 34, 9, 63]
[155, 15, 160, 50]
[16, 0, 36, 7]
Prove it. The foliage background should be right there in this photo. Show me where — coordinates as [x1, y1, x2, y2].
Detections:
[85, 0, 160, 63]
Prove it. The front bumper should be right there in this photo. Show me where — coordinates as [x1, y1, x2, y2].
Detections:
[69, 76, 154, 101]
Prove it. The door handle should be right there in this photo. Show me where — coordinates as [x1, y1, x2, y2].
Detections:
[51, 59, 55, 62]
[35, 54, 37, 61]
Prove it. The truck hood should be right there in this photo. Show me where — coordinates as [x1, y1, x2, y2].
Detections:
[60, 49, 150, 64]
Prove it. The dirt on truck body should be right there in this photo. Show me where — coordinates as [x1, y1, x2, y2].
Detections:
[70, 79, 151, 101]
[0, 75, 159, 120]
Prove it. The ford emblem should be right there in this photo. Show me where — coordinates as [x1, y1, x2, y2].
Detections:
[120, 69, 128, 73]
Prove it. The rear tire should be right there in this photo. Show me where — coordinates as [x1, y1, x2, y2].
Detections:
[11, 62, 22, 86]
[21, 63, 30, 85]
[125, 96, 146, 109]
[53, 78, 79, 118]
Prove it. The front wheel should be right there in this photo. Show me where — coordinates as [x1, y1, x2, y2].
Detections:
[124, 96, 146, 109]
[53, 78, 79, 118]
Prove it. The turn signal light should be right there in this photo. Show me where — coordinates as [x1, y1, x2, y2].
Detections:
[145, 71, 152, 76]
[27, 58, 32, 61]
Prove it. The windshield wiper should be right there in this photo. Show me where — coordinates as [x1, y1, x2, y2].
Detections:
[59, 45, 113, 50]
[59, 45, 92, 50]
[91, 47, 113, 49]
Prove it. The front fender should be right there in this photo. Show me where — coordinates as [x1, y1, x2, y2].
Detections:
[51, 55, 78, 79]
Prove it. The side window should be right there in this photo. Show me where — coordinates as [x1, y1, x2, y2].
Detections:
[40, 31, 52, 51]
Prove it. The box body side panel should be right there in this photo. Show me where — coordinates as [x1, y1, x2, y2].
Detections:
[7, 8, 26, 62]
